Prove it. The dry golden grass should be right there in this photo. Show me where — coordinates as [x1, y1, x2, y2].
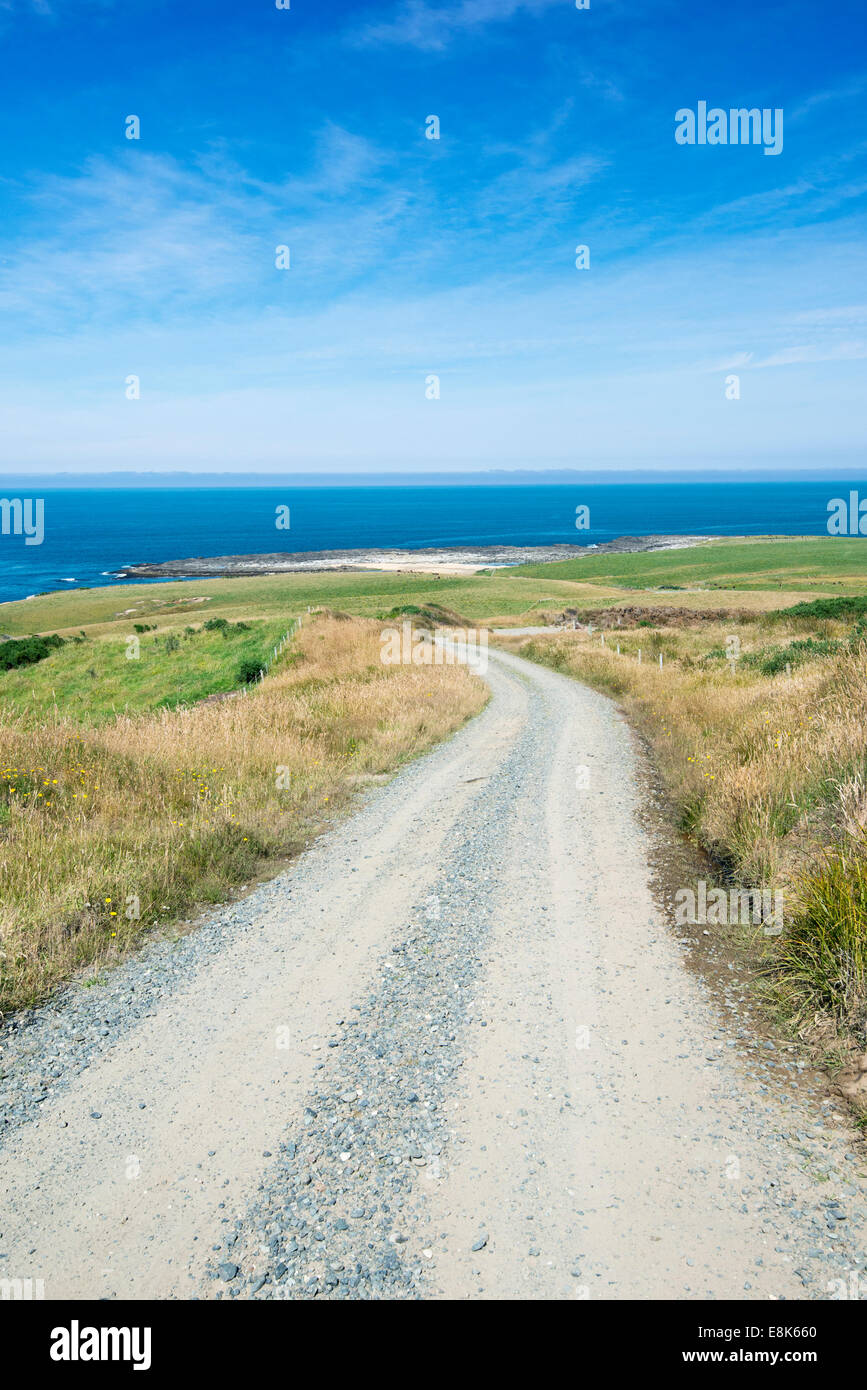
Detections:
[0, 616, 486, 1013]
[500, 622, 867, 1040]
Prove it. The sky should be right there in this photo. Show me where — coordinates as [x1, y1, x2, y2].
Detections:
[0, 0, 865, 476]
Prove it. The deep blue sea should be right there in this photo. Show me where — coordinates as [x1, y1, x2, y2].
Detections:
[0, 480, 863, 605]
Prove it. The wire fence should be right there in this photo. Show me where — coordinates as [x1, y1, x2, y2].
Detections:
[237, 613, 304, 695]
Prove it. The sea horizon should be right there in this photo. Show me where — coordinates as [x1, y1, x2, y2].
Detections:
[3, 465, 867, 488]
[0, 477, 864, 605]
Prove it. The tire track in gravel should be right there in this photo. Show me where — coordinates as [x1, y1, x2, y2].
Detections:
[1, 648, 866, 1301]
[0, 659, 525, 1299]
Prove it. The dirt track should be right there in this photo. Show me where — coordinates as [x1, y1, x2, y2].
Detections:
[1, 647, 865, 1300]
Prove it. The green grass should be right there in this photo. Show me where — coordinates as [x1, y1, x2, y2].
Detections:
[1, 536, 866, 713]
[770, 594, 867, 622]
[0, 618, 289, 724]
[5, 537, 866, 647]
[775, 840, 867, 1023]
[742, 636, 848, 676]
[511, 536, 867, 592]
[0, 569, 582, 636]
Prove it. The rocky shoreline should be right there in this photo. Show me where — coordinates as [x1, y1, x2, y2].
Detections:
[119, 534, 713, 579]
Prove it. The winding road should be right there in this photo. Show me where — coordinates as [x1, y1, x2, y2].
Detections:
[1, 646, 866, 1300]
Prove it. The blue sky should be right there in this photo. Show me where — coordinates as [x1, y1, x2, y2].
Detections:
[0, 0, 865, 474]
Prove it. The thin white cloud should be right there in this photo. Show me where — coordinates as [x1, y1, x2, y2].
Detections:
[789, 73, 867, 123]
[0, 117, 614, 335]
[477, 154, 606, 218]
[751, 342, 867, 368]
[790, 304, 867, 326]
[0, 129, 424, 329]
[354, 0, 560, 51]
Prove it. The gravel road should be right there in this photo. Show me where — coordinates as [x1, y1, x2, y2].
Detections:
[1, 647, 866, 1301]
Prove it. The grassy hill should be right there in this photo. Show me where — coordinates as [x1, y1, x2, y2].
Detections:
[0, 617, 290, 725]
[0, 569, 578, 636]
[512, 536, 867, 593]
[2, 537, 862, 649]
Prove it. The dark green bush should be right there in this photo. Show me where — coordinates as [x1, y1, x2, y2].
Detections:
[0, 633, 64, 671]
[205, 617, 250, 637]
[771, 595, 867, 622]
[237, 658, 265, 685]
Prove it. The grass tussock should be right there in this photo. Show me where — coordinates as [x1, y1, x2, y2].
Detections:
[0, 616, 486, 1013]
[776, 840, 867, 1030]
[504, 618, 867, 1044]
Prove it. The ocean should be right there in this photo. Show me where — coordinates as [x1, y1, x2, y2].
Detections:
[0, 479, 861, 604]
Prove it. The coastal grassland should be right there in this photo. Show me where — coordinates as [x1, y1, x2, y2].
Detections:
[0, 569, 586, 636]
[497, 601, 867, 1060]
[0, 616, 486, 1013]
[0, 617, 290, 725]
[0, 539, 852, 647]
[512, 536, 867, 594]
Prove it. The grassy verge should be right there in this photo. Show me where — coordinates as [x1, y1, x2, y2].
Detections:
[0, 615, 486, 1013]
[0, 617, 290, 724]
[498, 608, 867, 1063]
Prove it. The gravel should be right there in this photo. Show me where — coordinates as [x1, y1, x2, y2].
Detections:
[206, 697, 540, 1300]
[1, 645, 866, 1301]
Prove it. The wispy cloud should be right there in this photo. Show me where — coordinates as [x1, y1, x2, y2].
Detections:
[0, 0, 54, 13]
[686, 154, 867, 235]
[789, 72, 867, 123]
[0, 0, 115, 17]
[0, 154, 261, 326]
[0, 115, 614, 335]
[790, 304, 867, 326]
[0, 127, 424, 330]
[0, 0, 864, 473]
[354, 0, 560, 51]
[751, 342, 867, 368]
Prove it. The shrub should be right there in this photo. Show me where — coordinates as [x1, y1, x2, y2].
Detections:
[0, 634, 64, 671]
[773, 595, 867, 623]
[205, 617, 250, 638]
[238, 657, 265, 685]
